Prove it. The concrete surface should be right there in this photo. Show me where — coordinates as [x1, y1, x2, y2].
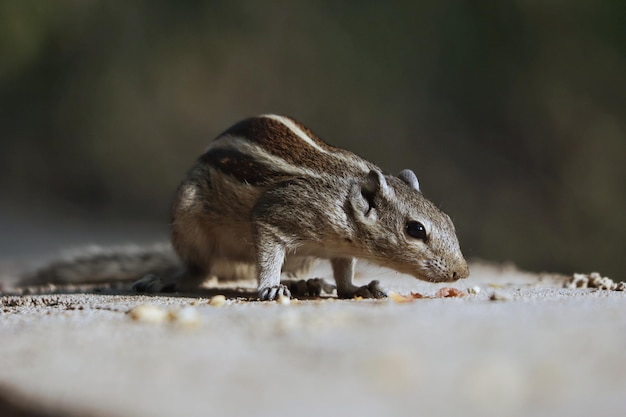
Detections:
[0, 262, 625, 417]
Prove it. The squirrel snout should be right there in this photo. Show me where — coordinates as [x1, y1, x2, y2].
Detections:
[449, 259, 470, 281]
[454, 261, 470, 280]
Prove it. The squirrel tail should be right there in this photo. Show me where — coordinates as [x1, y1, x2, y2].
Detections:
[18, 243, 180, 287]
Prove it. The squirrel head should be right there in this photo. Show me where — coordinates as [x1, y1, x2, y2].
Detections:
[348, 169, 469, 282]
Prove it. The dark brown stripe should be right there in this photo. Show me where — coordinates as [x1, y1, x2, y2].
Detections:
[200, 148, 285, 185]
[217, 116, 339, 171]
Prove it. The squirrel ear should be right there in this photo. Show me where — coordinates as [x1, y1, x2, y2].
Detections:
[362, 170, 390, 195]
[349, 170, 389, 219]
[398, 169, 420, 192]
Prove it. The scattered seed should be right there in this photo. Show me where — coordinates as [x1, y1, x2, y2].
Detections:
[434, 287, 467, 298]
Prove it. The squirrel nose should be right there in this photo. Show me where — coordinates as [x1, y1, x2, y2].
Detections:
[452, 259, 470, 280]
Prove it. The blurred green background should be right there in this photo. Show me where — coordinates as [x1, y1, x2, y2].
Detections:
[1, 1, 624, 277]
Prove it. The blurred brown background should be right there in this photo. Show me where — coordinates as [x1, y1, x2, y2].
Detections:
[0, 1, 624, 277]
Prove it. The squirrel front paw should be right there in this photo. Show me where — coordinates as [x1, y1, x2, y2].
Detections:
[258, 284, 292, 301]
[338, 280, 387, 299]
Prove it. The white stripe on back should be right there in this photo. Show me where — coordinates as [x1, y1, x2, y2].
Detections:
[262, 114, 331, 155]
[208, 135, 324, 180]
[261, 114, 372, 173]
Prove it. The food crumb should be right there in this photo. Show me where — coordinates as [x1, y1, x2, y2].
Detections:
[168, 307, 201, 327]
[128, 304, 168, 324]
[565, 272, 620, 291]
[389, 292, 415, 303]
[277, 294, 291, 305]
[467, 286, 481, 295]
[489, 292, 511, 302]
[588, 273, 615, 290]
[565, 273, 589, 289]
[128, 304, 201, 326]
[434, 287, 467, 298]
[208, 295, 227, 307]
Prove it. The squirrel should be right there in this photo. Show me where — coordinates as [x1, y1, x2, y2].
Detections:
[18, 115, 469, 300]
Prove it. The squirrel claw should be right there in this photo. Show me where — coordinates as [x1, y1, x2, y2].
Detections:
[258, 284, 291, 301]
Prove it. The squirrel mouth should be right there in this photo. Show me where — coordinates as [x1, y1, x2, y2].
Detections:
[411, 263, 467, 283]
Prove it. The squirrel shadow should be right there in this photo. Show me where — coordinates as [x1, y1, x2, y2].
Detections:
[0, 279, 338, 301]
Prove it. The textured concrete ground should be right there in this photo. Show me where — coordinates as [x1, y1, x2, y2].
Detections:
[0, 262, 625, 417]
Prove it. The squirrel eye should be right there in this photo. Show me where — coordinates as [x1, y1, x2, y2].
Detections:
[405, 221, 428, 241]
